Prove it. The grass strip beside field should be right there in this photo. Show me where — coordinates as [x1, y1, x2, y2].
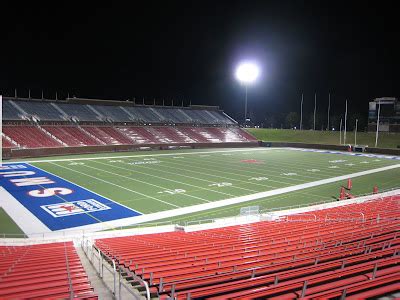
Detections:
[247, 128, 400, 149]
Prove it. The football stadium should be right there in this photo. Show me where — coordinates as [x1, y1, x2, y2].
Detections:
[1, 94, 399, 299]
[1, 3, 400, 300]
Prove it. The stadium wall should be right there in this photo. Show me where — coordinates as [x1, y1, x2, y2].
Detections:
[261, 141, 400, 156]
[3, 141, 260, 159]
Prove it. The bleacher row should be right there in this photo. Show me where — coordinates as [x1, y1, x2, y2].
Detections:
[95, 195, 400, 299]
[2, 125, 256, 148]
[3, 98, 235, 125]
[0, 242, 97, 299]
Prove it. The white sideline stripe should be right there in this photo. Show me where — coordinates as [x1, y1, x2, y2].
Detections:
[8, 148, 268, 163]
[61, 163, 400, 232]
[287, 147, 400, 161]
[0, 187, 50, 234]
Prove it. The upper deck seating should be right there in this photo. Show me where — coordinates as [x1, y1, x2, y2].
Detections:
[90, 105, 132, 122]
[3, 100, 24, 120]
[3, 99, 237, 125]
[16, 101, 65, 121]
[57, 103, 101, 122]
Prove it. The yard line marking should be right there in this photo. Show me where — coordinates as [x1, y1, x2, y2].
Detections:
[94, 160, 239, 197]
[235, 150, 390, 173]
[189, 155, 316, 183]
[195, 151, 390, 180]
[81, 163, 212, 204]
[154, 157, 278, 188]
[50, 162, 180, 208]
[160, 154, 304, 186]
[64, 163, 400, 231]
[128, 156, 279, 191]
[13, 147, 269, 163]
[124, 157, 262, 193]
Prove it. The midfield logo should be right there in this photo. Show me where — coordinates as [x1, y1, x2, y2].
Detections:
[240, 159, 264, 164]
[41, 199, 111, 218]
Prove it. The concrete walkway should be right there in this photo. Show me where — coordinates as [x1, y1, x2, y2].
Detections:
[76, 246, 114, 299]
[76, 245, 144, 299]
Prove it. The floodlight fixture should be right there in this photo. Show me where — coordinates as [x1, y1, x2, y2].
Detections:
[235, 61, 261, 126]
[235, 62, 260, 84]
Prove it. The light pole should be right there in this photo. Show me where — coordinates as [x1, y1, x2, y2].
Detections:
[235, 62, 260, 126]
[354, 118, 358, 146]
[300, 93, 303, 130]
[375, 101, 381, 147]
[344, 99, 348, 144]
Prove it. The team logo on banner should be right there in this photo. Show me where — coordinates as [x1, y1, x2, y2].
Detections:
[41, 199, 111, 218]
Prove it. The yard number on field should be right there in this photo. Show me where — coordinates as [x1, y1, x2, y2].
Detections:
[208, 182, 232, 187]
[249, 177, 269, 181]
[158, 189, 186, 195]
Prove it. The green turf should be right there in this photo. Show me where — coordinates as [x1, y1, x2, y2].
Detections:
[157, 167, 400, 225]
[32, 148, 399, 220]
[0, 208, 25, 237]
[247, 128, 400, 149]
[1, 147, 399, 234]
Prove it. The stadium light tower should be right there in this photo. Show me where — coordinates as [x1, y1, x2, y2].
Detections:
[235, 61, 260, 126]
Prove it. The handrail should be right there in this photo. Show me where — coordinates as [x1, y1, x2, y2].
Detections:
[325, 212, 365, 222]
[63, 241, 74, 299]
[81, 238, 150, 300]
[285, 213, 317, 222]
[124, 266, 151, 300]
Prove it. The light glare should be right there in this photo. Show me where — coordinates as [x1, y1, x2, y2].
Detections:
[235, 62, 260, 84]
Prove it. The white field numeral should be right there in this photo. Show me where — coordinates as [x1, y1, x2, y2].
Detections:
[158, 189, 186, 195]
[208, 182, 232, 187]
[249, 177, 269, 181]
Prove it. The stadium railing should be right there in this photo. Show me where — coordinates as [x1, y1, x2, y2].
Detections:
[81, 238, 151, 299]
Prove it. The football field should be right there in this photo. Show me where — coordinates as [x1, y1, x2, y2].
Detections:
[1, 147, 399, 236]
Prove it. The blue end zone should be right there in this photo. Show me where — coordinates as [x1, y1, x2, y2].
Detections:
[0, 163, 142, 231]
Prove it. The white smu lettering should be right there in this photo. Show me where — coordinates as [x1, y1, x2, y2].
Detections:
[28, 187, 73, 197]
[0, 165, 27, 170]
[10, 177, 55, 187]
[0, 171, 36, 177]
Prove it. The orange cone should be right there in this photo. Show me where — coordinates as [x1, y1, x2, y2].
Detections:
[373, 185, 378, 194]
[339, 187, 345, 200]
[347, 178, 352, 190]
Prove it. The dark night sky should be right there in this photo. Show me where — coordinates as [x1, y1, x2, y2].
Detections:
[1, 1, 399, 124]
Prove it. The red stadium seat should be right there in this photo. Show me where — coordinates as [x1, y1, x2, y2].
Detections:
[0, 242, 97, 299]
[95, 195, 400, 299]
